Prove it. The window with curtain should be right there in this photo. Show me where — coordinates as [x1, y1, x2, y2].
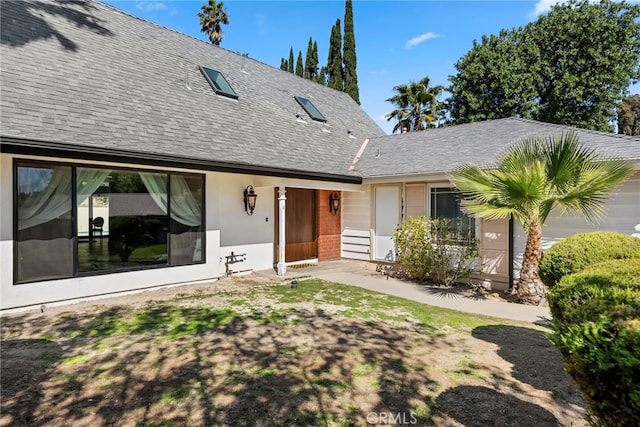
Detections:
[16, 163, 74, 282]
[78, 168, 169, 272]
[170, 174, 204, 265]
[15, 161, 205, 284]
[430, 187, 475, 240]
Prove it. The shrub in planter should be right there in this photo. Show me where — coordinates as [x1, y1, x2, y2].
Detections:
[393, 216, 478, 286]
[539, 231, 640, 288]
[548, 258, 640, 426]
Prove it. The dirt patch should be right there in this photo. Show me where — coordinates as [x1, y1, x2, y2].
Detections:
[1, 275, 585, 426]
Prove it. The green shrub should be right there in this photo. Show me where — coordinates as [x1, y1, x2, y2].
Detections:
[392, 216, 434, 280]
[548, 258, 640, 426]
[392, 216, 478, 286]
[539, 232, 640, 288]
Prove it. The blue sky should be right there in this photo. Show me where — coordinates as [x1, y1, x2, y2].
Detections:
[101, 0, 637, 134]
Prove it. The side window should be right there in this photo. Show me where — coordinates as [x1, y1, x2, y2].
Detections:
[430, 187, 475, 240]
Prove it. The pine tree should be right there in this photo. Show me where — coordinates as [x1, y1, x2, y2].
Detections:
[288, 48, 294, 74]
[343, 0, 359, 104]
[295, 51, 304, 77]
[327, 19, 343, 91]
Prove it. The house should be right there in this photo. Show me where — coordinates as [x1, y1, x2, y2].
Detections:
[347, 119, 640, 288]
[1, 1, 638, 310]
[0, 0, 384, 310]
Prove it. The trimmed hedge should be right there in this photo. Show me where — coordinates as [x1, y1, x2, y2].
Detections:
[548, 258, 640, 426]
[539, 232, 640, 288]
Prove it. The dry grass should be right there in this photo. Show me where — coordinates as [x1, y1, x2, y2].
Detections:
[1, 277, 586, 426]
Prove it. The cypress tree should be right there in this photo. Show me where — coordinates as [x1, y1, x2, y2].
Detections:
[288, 47, 294, 74]
[343, 0, 360, 104]
[317, 65, 327, 85]
[295, 50, 304, 77]
[304, 37, 317, 80]
[280, 58, 288, 71]
[327, 19, 343, 91]
[312, 40, 319, 79]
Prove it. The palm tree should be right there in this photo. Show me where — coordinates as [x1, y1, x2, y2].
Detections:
[198, 0, 229, 46]
[385, 76, 445, 133]
[451, 132, 633, 305]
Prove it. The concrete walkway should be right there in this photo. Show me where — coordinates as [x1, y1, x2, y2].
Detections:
[261, 260, 552, 325]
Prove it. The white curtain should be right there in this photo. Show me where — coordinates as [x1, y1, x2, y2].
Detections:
[18, 166, 73, 230]
[139, 172, 168, 214]
[170, 175, 202, 227]
[140, 173, 203, 262]
[77, 168, 112, 205]
[171, 175, 203, 262]
[139, 173, 202, 228]
[18, 167, 112, 231]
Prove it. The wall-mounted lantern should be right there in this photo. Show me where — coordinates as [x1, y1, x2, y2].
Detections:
[244, 185, 257, 215]
[329, 191, 340, 215]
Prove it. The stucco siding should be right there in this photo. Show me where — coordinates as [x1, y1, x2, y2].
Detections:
[513, 173, 640, 278]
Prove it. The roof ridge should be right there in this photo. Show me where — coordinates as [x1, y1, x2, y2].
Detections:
[510, 117, 640, 142]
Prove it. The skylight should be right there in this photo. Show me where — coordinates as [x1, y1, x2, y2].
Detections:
[199, 66, 238, 99]
[295, 96, 326, 122]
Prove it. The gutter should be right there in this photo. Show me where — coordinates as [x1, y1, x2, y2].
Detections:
[1, 136, 363, 184]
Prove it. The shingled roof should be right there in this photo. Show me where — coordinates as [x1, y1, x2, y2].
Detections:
[355, 118, 640, 179]
[0, 0, 385, 182]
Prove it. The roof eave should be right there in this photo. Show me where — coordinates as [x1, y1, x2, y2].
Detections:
[1, 136, 363, 184]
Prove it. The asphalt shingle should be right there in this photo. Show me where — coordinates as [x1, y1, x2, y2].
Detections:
[1, 0, 385, 180]
[356, 118, 640, 178]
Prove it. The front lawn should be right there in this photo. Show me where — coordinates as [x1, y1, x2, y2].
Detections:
[0, 278, 586, 426]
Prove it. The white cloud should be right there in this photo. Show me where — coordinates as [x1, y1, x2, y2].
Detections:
[136, 1, 169, 13]
[529, 0, 562, 18]
[404, 32, 440, 49]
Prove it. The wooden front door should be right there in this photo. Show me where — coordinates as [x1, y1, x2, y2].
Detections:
[275, 188, 317, 262]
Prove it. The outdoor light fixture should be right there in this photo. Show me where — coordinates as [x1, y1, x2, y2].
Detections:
[329, 191, 340, 215]
[244, 185, 257, 215]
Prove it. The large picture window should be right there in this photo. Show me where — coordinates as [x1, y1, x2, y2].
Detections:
[430, 187, 475, 240]
[15, 161, 205, 284]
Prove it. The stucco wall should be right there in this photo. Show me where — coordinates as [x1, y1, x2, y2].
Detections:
[217, 173, 275, 275]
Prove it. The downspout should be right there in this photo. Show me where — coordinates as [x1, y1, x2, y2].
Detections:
[508, 216, 514, 290]
[277, 185, 287, 276]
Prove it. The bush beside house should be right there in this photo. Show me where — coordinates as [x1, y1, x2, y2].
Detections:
[392, 216, 478, 286]
[548, 257, 640, 426]
[539, 231, 640, 288]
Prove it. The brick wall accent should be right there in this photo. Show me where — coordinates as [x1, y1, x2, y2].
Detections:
[317, 190, 341, 261]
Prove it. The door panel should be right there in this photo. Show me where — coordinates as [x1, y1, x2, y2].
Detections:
[275, 188, 317, 262]
[374, 186, 400, 261]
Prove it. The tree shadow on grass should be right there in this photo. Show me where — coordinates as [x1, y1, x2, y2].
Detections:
[472, 325, 578, 396]
[1, 303, 441, 426]
[436, 385, 560, 427]
[0, 338, 64, 425]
